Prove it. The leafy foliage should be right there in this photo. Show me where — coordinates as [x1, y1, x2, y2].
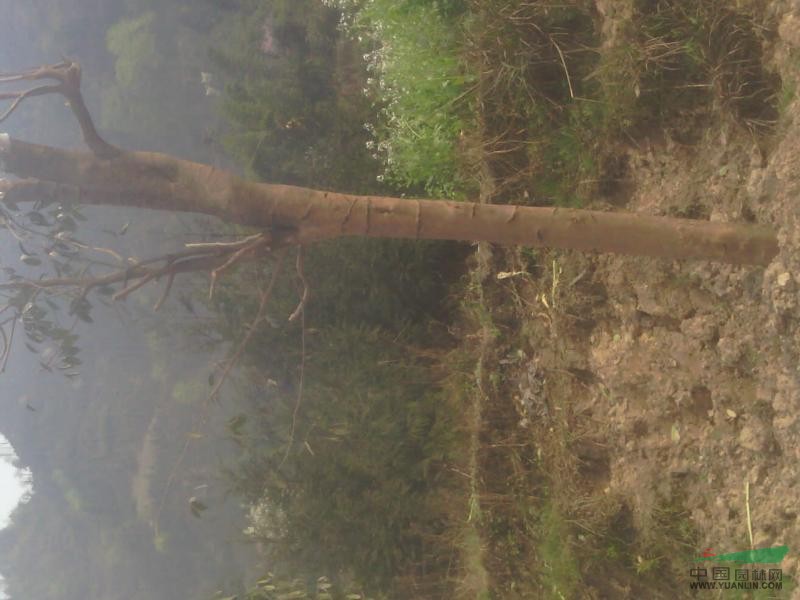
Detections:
[0, 191, 97, 374]
[100, 0, 231, 160]
[211, 0, 381, 193]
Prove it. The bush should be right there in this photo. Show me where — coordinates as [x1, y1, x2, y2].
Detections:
[225, 323, 457, 589]
[205, 235, 463, 592]
[213, 0, 382, 192]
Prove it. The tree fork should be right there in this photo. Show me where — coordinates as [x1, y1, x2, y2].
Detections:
[0, 136, 778, 265]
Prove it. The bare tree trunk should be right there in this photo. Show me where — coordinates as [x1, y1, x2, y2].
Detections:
[0, 136, 777, 265]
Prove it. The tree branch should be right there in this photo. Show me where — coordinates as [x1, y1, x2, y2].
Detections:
[1, 230, 272, 292]
[0, 61, 119, 157]
[0, 85, 62, 123]
[287, 245, 309, 323]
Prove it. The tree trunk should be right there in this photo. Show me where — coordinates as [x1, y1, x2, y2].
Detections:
[0, 135, 778, 265]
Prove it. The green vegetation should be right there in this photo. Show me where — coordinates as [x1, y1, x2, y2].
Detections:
[212, 0, 381, 192]
[100, 0, 229, 159]
[207, 234, 468, 593]
[538, 501, 581, 598]
[211, 0, 783, 596]
[336, 0, 475, 198]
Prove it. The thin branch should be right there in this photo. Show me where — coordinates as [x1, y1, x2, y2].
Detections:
[0, 61, 70, 82]
[280, 244, 312, 468]
[279, 302, 306, 469]
[153, 273, 176, 312]
[0, 323, 8, 371]
[208, 234, 270, 301]
[0, 317, 16, 374]
[65, 237, 126, 264]
[0, 64, 68, 87]
[0, 84, 61, 124]
[112, 269, 162, 302]
[0, 242, 254, 296]
[209, 247, 287, 402]
[185, 233, 265, 250]
[0, 61, 119, 157]
[287, 245, 309, 323]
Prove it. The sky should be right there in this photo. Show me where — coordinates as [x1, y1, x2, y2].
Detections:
[0, 435, 32, 600]
[0, 436, 30, 527]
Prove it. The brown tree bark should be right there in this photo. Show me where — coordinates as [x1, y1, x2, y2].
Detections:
[0, 136, 778, 265]
[0, 60, 779, 266]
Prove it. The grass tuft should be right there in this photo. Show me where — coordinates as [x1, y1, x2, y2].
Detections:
[594, 0, 782, 137]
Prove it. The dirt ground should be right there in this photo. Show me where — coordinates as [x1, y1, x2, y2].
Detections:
[472, 1, 800, 597]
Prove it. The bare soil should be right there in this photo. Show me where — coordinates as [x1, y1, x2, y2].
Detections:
[470, 2, 800, 597]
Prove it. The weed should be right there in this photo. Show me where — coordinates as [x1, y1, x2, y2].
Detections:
[539, 501, 582, 599]
[778, 80, 796, 116]
[632, 491, 700, 584]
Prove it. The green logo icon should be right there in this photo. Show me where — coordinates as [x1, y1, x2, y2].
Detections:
[694, 545, 789, 564]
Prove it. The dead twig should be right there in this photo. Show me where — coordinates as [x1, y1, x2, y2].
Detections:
[288, 245, 309, 323]
[0, 317, 16, 374]
[281, 245, 310, 468]
[153, 273, 176, 312]
[208, 233, 270, 301]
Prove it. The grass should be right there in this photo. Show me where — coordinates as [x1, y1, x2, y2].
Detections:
[465, 0, 603, 206]
[595, 0, 781, 136]
[461, 0, 781, 206]
[309, 0, 787, 597]
[337, 0, 781, 210]
[539, 502, 582, 599]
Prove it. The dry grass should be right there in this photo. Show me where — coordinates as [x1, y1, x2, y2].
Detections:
[390, 0, 782, 596]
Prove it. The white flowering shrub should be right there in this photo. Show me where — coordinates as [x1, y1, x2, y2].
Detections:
[243, 496, 288, 541]
[327, 0, 474, 198]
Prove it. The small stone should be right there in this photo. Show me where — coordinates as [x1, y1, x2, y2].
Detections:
[680, 314, 718, 342]
[671, 423, 681, 444]
[717, 336, 744, 367]
[777, 272, 792, 287]
[738, 422, 768, 452]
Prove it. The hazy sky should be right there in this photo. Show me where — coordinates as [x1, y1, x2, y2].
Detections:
[0, 440, 29, 528]
[0, 435, 32, 600]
